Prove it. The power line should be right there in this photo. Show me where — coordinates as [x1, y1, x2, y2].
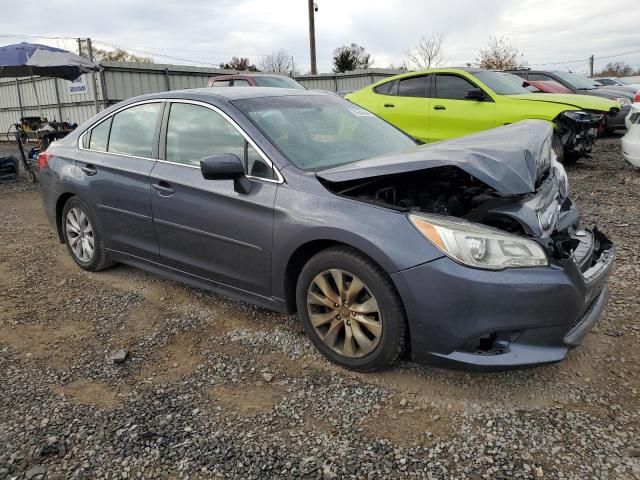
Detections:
[93, 39, 279, 67]
[595, 48, 640, 61]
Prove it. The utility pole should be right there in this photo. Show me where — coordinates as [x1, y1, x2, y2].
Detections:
[77, 38, 83, 56]
[589, 54, 594, 77]
[86, 38, 101, 114]
[308, 0, 317, 74]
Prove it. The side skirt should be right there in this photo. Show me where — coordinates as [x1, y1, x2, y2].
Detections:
[106, 249, 288, 313]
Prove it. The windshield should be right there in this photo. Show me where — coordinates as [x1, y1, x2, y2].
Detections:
[553, 71, 598, 90]
[233, 95, 416, 171]
[474, 71, 530, 95]
[253, 76, 306, 89]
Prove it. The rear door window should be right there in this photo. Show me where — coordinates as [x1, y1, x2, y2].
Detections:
[397, 75, 430, 97]
[434, 74, 476, 100]
[107, 103, 162, 158]
[212, 80, 231, 87]
[233, 79, 251, 86]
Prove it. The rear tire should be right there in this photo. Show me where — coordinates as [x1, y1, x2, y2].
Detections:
[61, 196, 113, 271]
[296, 246, 407, 372]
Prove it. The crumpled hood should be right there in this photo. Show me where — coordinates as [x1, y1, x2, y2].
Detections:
[508, 93, 620, 112]
[317, 120, 554, 196]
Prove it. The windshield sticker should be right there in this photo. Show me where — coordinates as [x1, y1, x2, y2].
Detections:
[350, 108, 374, 117]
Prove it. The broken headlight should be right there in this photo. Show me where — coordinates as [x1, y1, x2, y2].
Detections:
[562, 110, 603, 123]
[408, 214, 548, 270]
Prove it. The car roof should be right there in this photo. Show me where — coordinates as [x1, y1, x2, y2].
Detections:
[141, 86, 327, 102]
[210, 73, 295, 79]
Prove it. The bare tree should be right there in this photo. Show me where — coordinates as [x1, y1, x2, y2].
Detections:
[219, 57, 259, 72]
[476, 36, 526, 70]
[405, 34, 446, 70]
[597, 61, 633, 77]
[91, 47, 153, 63]
[259, 49, 294, 73]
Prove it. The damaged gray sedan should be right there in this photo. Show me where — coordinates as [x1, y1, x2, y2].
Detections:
[39, 88, 614, 371]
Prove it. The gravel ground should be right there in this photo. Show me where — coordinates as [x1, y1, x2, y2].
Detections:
[0, 138, 638, 480]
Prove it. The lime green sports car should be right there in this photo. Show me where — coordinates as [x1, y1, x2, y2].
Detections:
[346, 68, 621, 162]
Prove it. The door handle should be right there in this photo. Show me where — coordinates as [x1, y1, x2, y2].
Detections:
[433, 105, 446, 110]
[383, 103, 395, 108]
[80, 164, 97, 176]
[152, 181, 175, 196]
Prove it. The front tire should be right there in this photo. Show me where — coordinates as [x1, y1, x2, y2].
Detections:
[61, 196, 113, 271]
[296, 247, 407, 372]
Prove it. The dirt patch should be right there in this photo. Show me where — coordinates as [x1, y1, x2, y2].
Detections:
[137, 332, 204, 383]
[0, 321, 90, 367]
[51, 380, 120, 409]
[208, 382, 286, 416]
[362, 398, 463, 448]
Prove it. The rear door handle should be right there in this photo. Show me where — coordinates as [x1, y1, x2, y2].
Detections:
[433, 105, 446, 110]
[384, 103, 395, 108]
[152, 180, 175, 196]
[80, 164, 97, 176]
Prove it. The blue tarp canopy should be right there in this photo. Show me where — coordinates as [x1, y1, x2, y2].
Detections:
[0, 42, 101, 81]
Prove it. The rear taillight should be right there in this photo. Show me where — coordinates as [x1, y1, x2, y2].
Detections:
[37, 151, 52, 170]
[635, 90, 640, 103]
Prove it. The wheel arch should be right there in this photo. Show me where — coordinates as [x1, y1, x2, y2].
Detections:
[55, 192, 76, 243]
[281, 237, 401, 315]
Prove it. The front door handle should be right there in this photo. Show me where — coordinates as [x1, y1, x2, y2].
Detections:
[383, 103, 395, 108]
[433, 105, 446, 110]
[152, 180, 175, 196]
[80, 164, 97, 176]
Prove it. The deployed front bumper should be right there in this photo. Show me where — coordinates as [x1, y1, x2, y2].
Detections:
[391, 229, 614, 370]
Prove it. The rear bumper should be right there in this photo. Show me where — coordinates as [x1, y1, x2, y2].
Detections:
[392, 230, 615, 370]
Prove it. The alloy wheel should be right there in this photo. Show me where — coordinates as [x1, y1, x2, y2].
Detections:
[65, 207, 95, 262]
[306, 269, 382, 358]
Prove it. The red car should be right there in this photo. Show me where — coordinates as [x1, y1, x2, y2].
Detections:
[207, 73, 305, 89]
[523, 79, 573, 94]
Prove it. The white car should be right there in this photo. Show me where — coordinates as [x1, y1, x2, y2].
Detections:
[622, 103, 640, 167]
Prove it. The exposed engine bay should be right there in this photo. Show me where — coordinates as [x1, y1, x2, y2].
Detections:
[322, 165, 611, 271]
[322, 166, 529, 235]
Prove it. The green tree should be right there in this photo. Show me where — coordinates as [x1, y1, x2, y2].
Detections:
[332, 44, 372, 73]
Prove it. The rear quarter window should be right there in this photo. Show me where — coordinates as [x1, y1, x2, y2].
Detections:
[88, 117, 112, 152]
[373, 81, 393, 95]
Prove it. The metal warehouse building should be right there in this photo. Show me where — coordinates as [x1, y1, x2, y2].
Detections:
[0, 62, 399, 140]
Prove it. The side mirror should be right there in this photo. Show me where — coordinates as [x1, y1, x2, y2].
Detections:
[200, 153, 251, 194]
[465, 88, 485, 101]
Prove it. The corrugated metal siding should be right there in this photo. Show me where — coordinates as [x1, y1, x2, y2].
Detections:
[295, 70, 400, 93]
[0, 61, 401, 140]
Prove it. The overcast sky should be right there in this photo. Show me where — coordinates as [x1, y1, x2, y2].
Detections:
[1, 0, 639, 75]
